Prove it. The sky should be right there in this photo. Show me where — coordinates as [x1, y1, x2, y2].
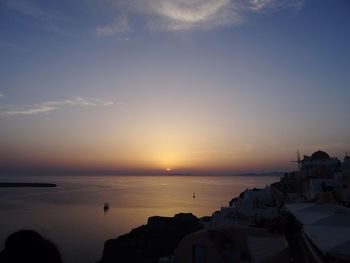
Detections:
[0, 0, 350, 175]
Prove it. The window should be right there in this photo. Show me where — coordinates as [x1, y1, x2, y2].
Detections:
[192, 245, 206, 263]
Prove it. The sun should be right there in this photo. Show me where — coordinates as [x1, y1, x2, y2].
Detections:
[166, 168, 171, 171]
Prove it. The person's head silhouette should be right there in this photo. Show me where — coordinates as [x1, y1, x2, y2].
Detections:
[0, 230, 62, 263]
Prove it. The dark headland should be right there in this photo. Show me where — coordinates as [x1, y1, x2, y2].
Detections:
[0, 183, 57, 187]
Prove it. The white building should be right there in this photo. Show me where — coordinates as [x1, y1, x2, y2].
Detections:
[234, 187, 278, 221]
[173, 224, 289, 263]
[300, 150, 340, 173]
[342, 155, 350, 177]
[285, 203, 350, 262]
[307, 178, 337, 200]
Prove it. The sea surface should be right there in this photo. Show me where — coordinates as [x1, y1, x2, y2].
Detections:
[0, 175, 279, 263]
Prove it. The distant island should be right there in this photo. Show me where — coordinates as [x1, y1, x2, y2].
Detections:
[0, 183, 57, 187]
[168, 173, 192, 176]
[234, 172, 284, 177]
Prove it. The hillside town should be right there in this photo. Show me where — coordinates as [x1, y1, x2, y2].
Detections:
[156, 150, 350, 263]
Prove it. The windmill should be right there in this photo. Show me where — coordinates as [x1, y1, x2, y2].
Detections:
[291, 150, 302, 170]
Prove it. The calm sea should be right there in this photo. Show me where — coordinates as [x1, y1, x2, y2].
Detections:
[0, 175, 279, 263]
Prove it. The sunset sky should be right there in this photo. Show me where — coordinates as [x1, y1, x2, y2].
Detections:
[1, 0, 350, 175]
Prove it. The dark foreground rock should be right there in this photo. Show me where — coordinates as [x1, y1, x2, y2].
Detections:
[100, 213, 203, 263]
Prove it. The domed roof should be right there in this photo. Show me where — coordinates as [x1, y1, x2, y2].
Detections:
[311, 150, 330, 160]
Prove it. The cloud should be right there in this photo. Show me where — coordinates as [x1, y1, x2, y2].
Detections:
[6, 0, 51, 18]
[0, 93, 4, 98]
[95, 15, 130, 37]
[0, 97, 114, 117]
[248, 0, 303, 11]
[106, 0, 302, 31]
[5, 0, 66, 33]
[126, 0, 241, 31]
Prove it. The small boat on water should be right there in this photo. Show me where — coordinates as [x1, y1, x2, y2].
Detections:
[103, 202, 109, 211]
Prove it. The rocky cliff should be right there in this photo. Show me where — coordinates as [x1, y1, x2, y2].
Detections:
[100, 213, 202, 263]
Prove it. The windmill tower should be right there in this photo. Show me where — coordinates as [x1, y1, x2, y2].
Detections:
[291, 150, 302, 170]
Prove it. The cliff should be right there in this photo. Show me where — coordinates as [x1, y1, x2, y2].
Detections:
[100, 213, 202, 263]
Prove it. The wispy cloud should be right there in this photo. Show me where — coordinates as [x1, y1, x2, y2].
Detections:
[95, 15, 130, 37]
[248, 0, 303, 11]
[126, 0, 241, 31]
[5, 0, 67, 33]
[6, 0, 51, 18]
[0, 97, 114, 117]
[105, 0, 302, 31]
